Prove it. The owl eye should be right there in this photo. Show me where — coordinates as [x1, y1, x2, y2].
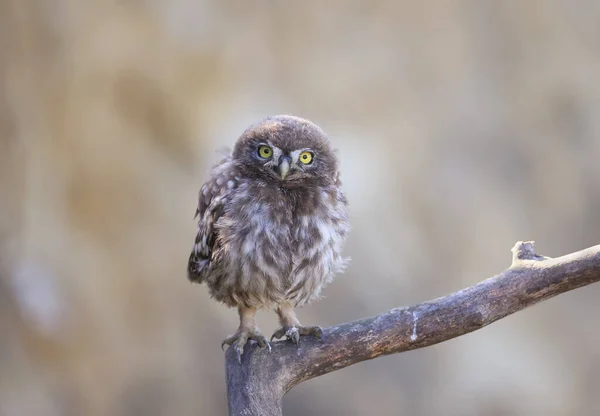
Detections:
[299, 151, 313, 165]
[258, 145, 273, 159]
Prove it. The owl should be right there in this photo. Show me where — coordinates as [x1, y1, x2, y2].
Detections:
[188, 115, 350, 359]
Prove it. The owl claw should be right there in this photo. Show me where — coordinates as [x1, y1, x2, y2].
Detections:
[270, 325, 323, 345]
[221, 327, 270, 361]
[285, 327, 300, 345]
[308, 326, 324, 340]
[270, 327, 286, 342]
[254, 334, 271, 351]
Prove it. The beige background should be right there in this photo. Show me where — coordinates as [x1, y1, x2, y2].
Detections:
[1, 1, 600, 415]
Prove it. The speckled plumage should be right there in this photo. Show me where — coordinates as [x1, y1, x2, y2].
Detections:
[188, 115, 350, 355]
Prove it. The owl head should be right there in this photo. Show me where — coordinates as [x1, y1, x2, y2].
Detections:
[232, 115, 339, 187]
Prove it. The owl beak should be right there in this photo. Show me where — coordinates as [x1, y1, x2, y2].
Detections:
[278, 155, 292, 180]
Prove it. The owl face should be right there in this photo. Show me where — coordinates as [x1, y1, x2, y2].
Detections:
[232, 115, 338, 187]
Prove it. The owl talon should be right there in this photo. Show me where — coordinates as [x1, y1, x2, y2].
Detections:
[254, 334, 271, 351]
[298, 325, 323, 339]
[270, 327, 285, 341]
[235, 346, 242, 364]
[287, 327, 300, 345]
[221, 326, 269, 361]
[271, 325, 323, 345]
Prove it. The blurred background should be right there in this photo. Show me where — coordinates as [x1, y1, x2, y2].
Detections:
[1, 1, 600, 415]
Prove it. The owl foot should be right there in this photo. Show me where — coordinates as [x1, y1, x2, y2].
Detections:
[270, 325, 323, 346]
[221, 327, 271, 363]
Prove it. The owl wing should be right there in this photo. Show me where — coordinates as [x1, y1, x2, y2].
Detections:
[187, 156, 235, 283]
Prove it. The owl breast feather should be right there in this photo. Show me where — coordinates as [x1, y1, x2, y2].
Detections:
[205, 182, 350, 309]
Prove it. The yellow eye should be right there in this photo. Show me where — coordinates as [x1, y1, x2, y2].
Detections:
[299, 151, 313, 164]
[258, 145, 273, 158]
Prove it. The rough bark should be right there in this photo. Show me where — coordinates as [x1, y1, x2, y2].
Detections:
[225, 241, 600, 416]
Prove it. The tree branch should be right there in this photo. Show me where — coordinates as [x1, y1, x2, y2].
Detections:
[225, 241, 600, 416]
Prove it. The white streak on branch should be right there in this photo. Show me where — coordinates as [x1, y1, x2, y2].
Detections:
[410, 311, 419, 341]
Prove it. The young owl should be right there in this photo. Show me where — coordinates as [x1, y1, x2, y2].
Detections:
[188, 115, 350, 359]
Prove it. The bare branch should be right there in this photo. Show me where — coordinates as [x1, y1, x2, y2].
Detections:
[225, 242, 600, 416]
